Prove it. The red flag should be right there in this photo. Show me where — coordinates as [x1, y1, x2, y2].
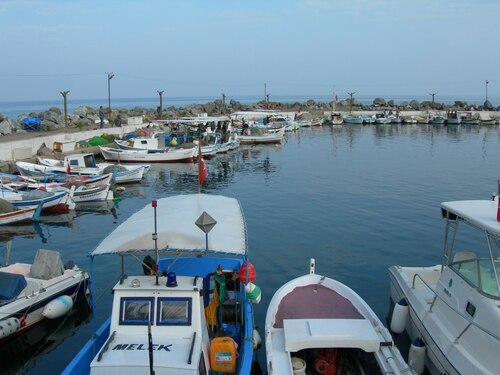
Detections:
[198, 147, 207, 185]
[66, 163, 71, 175]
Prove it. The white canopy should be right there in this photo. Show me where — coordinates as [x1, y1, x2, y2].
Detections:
[441, 198, 500, 236]
[91, 194, 247, 256]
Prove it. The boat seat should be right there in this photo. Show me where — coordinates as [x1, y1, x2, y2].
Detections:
[452, 251, 477, 263]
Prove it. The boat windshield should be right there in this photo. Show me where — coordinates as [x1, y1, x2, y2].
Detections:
[451, 257, 500, 298]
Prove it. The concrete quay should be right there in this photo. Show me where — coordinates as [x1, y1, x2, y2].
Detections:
[0, 123, 150, 163]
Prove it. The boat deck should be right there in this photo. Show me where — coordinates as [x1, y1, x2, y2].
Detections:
[273, 284, 363, 328]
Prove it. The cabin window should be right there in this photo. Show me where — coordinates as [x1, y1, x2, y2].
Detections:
[83, 154, 97, 168]
[119, 297, 154, 325]
[478, 259, 500, 298]
[140, 140, 148, 145]
[157, 297, 192, 326]
[69, 160, 79, 166]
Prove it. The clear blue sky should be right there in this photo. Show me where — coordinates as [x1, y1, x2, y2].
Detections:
[1, 0, 499, 103]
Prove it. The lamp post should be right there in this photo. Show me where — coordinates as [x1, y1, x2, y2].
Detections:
[221, 93, 226, 113]
[60, 90, 70, 126]
[106, 72, 114, 121]
[485, 80, 489, 102]
[429, 92, 437, 103]
[264, 83, 267, 109]
[157, 90, 164, 119]
[266, 93, 270, 108]
[347, 92, 356, 114]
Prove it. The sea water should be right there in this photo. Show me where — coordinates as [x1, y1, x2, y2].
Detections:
[1, 123, 499, 374]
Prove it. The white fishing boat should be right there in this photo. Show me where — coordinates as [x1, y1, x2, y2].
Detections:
[446, 110, 461, 125]
[99, 145, 197, 163]
[0, 204, 42, 226]
[49, 184, 114, 203]
[389, 189, 500, 375]
[237, 127, 285, 144]
[325, 112, 343, 125]
[63, 194, 261, 375]
[1, 188, 75, 213]
[266, 258, 413, 375]
[0, 248, 90, 343]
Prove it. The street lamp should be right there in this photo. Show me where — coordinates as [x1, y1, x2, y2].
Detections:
[157, 90, 164, 119]
[485, 80, 489, 102]
[221, 93, 226, 113]
[429, 92, 437, 103]
[60, 90, 70, 126]
[347, 92, 356, 113]
[106, 72, 114, 121]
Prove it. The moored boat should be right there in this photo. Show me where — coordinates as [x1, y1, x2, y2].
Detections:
[63, 194, 261, 375]
[237, 127, 285, 144]
[388, 188, 500, 374]
[99, 146, 197, 163]
[266, 258, 413, 375]
[0, 248, 90, 343]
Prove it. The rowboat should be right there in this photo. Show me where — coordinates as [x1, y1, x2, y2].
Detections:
[99, 146, 197, 163]
[0, 188, 75, 213]
[0, 248, 89, 343]
[389, 190, 500, 375]
[237, 127, 285, 144]
[0, 204, 42, 226]
[266, 258, 413, 375]
[63, 194, 261, 375]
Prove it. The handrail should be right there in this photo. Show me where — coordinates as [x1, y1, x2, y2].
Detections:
[411, 273, 500, 341]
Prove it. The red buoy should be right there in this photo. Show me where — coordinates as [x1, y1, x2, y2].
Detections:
[238, 262, 256, 283]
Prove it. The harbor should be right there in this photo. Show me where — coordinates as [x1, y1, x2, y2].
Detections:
[0, 116, 499, 374]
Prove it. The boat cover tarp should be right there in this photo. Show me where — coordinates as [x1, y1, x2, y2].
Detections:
[91, 194, 247, 256]
[0, 271, 27, 300]
[29, 249, 65, 280]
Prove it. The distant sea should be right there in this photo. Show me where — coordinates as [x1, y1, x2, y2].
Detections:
[0, 94, 496, 119]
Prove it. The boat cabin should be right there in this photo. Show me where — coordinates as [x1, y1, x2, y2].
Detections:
[64, 154, 98, 169]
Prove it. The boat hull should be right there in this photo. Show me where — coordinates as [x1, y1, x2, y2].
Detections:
[100, 146, 196, 163]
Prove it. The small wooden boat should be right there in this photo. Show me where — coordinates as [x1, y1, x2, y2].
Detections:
[0, 249, 89, 343]
[343, 116, 363, 124]
[237, 127, 285, 144]
[0, 188, 75, 213]
[0, 204, 42, 226]
[99, 145, 197, 163]
[266, 258, 412, 375]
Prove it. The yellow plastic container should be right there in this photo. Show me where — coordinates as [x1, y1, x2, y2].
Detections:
[210, 336, 237, 374]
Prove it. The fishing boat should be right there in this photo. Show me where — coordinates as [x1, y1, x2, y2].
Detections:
[266, 258, 413, 375]
[343, 116, 363, 124]
[446, 110, 461, 125]
[1, 188, 75, 213]
[0, 203, 42, 226]
[388, 189, 500, 375]
[237, 127, 285, 144]
[51, 184, 114, 203]
[99, 145, 197, 163]
[63, 194, 261, 375]
[0, 248, 90, 343]
[325, 112, 343, 125]
[430, 115, 445, 125]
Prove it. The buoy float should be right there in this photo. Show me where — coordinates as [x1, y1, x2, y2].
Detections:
[252, 328, 262, 350]
[238, 262, 256, 283]
[390, 298, 409, 334]
[42, 295, 74, 319]
[245, 282, 261, 304]
[408, 337, 426, 375]
[0, 317, 20, 339]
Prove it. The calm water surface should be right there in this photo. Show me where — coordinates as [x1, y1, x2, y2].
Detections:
[1, 123, 499, 374]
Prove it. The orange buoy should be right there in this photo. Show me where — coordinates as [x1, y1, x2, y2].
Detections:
[238, 262, 256, 283]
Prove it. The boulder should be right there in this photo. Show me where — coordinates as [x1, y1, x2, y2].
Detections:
[0, 113, 5, 122]
[387, 100, 396, 107]
[48, 106, 62, 114]
[483, 100, 494, 110]
[74, 106, 94, 117]
[373, 97, 386, 106]
[37, 143, 54, 156]
[454, 101, 467, 108]
[0, 119, 13, 135]
[409, 100, 420, 110]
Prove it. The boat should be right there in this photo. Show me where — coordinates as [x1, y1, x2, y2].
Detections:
[430, 115, 445, 125]
[325, 112, 343, 125]
[415, 116, 429, 124]
[50, 184, 114, 203]
[265, 258, 413, 375]
[388, 189, 500, 375]
[0, 248, 90, 343]
[446, 110, 461, 125]
[64, 194, 261, 375]
[0, 188, 75, 213]
[375, 113, 391, 124]
[343, 116, 363, 124]
[99, 145, 197, 163]
[402, 117, 417, 124]
[237, 127, 285, 144]
[0, 202, 42, 226]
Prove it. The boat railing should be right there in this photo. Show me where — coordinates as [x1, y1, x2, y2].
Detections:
[411, 273, 500, 342]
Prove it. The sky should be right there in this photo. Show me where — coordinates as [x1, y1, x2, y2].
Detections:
[0, 0, 499, 103]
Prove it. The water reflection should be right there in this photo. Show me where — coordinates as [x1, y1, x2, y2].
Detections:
[0, 299, 91, 375]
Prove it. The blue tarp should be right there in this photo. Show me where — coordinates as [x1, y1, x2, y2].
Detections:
[0, 271, 27, 301]
[23, 117, 42, 131]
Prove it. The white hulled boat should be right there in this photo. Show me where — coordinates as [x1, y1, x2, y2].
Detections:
[63, 194, 261, 375]
[266, 258, 413, 375]
[389, 190, 500, 374]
